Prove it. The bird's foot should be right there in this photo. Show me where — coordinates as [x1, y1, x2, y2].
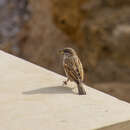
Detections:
[62, 81, 67, 87]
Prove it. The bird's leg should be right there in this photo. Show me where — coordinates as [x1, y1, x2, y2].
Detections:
[63, 78, 69, 87]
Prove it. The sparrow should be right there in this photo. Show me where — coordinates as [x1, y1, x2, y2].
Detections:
[59, 47, 86, 95]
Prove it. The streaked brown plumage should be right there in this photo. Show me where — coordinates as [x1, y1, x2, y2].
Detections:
[59, 48, 86, 95]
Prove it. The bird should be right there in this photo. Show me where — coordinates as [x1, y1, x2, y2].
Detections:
[59, 47, 86, 95]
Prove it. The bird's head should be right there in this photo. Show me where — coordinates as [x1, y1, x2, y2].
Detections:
[59, 48, 76, 57]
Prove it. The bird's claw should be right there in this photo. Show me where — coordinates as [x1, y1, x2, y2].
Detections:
[62, 81, 67, 87]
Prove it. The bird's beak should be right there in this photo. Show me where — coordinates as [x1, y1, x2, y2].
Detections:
[59, 49, 64, 55]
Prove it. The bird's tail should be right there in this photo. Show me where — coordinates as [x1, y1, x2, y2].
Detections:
[77, 82, 86, 95]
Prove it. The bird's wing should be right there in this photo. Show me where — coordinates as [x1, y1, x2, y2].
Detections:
[77, 56, 84, 81]
[64, 56, 83, 82]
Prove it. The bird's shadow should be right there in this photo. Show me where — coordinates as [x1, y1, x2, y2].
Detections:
[23, 86, 73, 95]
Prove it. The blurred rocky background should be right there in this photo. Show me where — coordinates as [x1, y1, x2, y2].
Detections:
[0, 0, 130, 102]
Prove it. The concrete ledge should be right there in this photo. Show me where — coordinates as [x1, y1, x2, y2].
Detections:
[0, 50, 130, 130]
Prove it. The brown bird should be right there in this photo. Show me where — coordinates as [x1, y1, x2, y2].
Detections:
[59, 48, 86, 95]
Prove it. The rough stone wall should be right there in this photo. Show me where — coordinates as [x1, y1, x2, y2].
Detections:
[0, 0, 29, 54]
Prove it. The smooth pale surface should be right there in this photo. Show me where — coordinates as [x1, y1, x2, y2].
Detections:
[0, 51, 130, 130]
